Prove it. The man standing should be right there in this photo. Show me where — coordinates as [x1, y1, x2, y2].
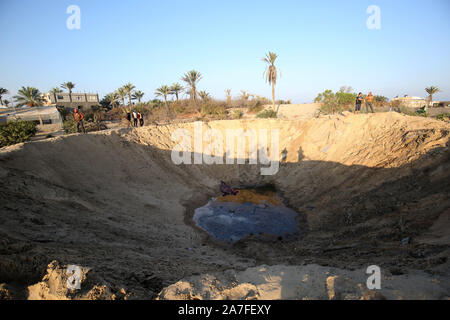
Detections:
[73, 108, 86, 133]
[126, 111, 132, 127]
[366, 91, 375, 113]
[132, 110, 138, 127]
[138, 112, 144, 127]
[355, 92, 364, 114]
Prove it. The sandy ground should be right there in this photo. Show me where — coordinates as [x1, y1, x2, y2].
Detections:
[0, 112, 449, 299]
[268, 103, 321, 119]
[158, 264, 448, 300]
[236, 103, 320, 120]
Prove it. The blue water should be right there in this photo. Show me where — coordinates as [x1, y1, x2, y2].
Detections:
[193, 199, 298, 243]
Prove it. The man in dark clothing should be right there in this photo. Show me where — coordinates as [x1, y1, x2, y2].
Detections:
[355, 92, 364, 114]
[73, 108, 86, 133]
[126, 112, 131, 127]
[139, 112, 144, 127]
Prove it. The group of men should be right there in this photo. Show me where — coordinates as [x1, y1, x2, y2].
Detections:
[72, 93, 376, 134]
[355, 91, 375, 114]
[127, 110, 145, 127]
[72, 108, 146, 134]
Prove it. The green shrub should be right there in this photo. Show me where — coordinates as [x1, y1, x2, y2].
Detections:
[435, 113, 449, 121]
[63, 119, 77, 134]
[335, 91, 356, 105]
[256, 109, 278, 118]
[315, 89, 348, 114]
[314, 89, 334, 103]
[248, 101, 264, 113]
[320, 94, 345, 114]
[56, 106, 70, 120]
[396, 105, 416, 116]
[232, 109, 244, 119]
[276, 99, 291, 105]
[200, 103, 228, 120]
[374, 95, 388, 103]
[0, 120, 37, 147]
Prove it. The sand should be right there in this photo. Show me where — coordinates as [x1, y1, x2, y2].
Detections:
[0, 112, 449, 299]
[158, 264, 448, 300]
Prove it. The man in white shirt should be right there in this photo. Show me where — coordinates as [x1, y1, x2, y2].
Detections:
[132, 110, 138, 127]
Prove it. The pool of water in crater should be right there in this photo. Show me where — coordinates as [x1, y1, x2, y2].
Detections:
[193, 189, 299, 243]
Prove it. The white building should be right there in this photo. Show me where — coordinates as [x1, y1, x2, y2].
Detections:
[0, 106, 63, 131]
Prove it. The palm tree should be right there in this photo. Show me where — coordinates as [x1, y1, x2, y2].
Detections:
[198, 90, 210, 101]
[0, 88, 9, 105]
[170, 83, 184, 101]
[61, 82, 75, 94]
[61, 82, 75, 104]
[3, 100, 10, 108]
[132, 90, 145, 103]
[13, 86, 42, 107]
[225, 89, 232, 105]
[105, 92, 120, 109]
[262, 52, 280, 108]
[181, 70, 202, 102]
[116, 87, 127, 106]
[50, 87, 62, 94]
[123, 83, 136, 107]
[240, 90, 249, 101]
[155, 85, 172, 115]
[425, 86, 441, 106]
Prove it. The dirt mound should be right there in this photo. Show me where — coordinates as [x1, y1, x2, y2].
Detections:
[157, 264, 449, 300]
[217, 189, 282, 206]
[0, 112, 449, 299]
[26, 260, 128, 300]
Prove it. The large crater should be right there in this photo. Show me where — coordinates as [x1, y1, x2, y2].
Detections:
[0, 113, 449, 299]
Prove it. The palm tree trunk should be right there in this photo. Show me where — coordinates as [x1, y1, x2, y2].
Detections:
[164, 97, 171, 117]
[272, 82, 275, 109]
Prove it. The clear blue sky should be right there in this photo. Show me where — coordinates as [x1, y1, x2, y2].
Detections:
[1, 0, 449, 103]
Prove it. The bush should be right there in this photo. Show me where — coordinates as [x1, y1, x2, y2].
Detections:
[335, 91, 356, 105]
[393, 104, 428, 117]
[435, 113, 449, 121]
[63, 119, 77, 134]
[248, 101, 264, 113]
[56, 106, 70, 120]
[396, 105, 416, 116]
[315, 89, 348, 114]
[105, 107, 126, 121]
[200, 103, 228, 120]
[0, 120, 37, 147]
[320, 95, 344, 115]
[276, 99, 291, 105]
[256, 109, 278, 118]
[232, 110, 243, 119]
[374, 95, 388, 103]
